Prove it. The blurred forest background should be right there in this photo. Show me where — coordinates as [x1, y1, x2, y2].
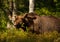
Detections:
[0, 0, 60, 42]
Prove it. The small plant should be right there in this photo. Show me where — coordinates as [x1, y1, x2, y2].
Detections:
[0, 29, 60, 42]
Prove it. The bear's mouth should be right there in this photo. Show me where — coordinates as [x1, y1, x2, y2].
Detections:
[14, 23, 24, 29]
[15, 23, 21, 28]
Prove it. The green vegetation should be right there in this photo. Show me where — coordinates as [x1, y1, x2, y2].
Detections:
[0, 0, 60, 42]
[0, 29, 60, 42]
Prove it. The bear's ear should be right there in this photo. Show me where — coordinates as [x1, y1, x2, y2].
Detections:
[15, 15, 18, 19]
[23, 13, 28, 18]
[27, 15, 36, 19]
[15, 16, 17, 19]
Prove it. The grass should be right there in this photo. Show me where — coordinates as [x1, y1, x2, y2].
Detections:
[0, 28, 60, 42]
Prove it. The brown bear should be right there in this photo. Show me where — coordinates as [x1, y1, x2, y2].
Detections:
[14, 15, 26, 31]
[14, 13, 60, 34]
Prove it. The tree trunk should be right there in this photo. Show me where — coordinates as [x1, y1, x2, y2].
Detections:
[8, 0, 16, 24]
[12, 0, 16, 24]
[7, 0, 16, 28]
[29, 0, 34, 13]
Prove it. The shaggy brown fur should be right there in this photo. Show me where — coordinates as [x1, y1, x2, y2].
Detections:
[14, 13, 60, 34]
